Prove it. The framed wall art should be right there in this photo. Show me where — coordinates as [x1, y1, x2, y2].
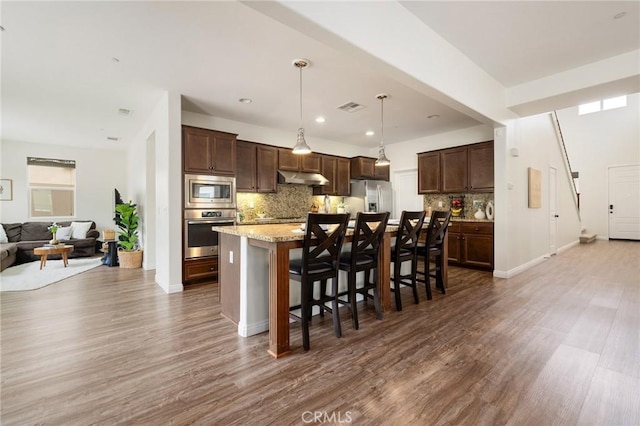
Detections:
[0, 179, 12, 201]
[528, 168, 541, 208]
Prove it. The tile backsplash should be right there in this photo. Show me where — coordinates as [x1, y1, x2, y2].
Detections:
[423, 192, 494, 220]
[237, 185, 342, 221]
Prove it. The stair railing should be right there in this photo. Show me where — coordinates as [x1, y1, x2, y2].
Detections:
[552, 111, 581, 216]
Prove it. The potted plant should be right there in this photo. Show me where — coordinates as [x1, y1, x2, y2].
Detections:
[47, 222, 60, 245]
[114, 201, 143, 268]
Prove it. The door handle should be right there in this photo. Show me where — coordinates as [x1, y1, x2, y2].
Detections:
[554, 214, 559, 218]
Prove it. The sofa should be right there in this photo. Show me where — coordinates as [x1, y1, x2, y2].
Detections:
[0, 221, 100, 271]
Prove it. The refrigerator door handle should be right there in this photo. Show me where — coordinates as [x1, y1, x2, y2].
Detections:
[377, 185, 382, 212]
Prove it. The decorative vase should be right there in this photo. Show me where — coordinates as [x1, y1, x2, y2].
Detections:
[486, 201, 495, 220]
[49, 239, 59, 245]
[474, 208, 486, 220]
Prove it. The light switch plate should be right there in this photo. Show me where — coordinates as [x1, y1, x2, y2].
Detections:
[229, 251, 233, 264]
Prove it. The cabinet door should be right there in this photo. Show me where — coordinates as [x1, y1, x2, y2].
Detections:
[314, 156, 337, 195]
[462, 234, 494, 268]
[447, 232, 462, 263]
[236, 141, 256, 192]
[278, 148, 299, 171]
[441, 147, 468, 192]
[300, 153, 321, 173]
[418, 152, 441, 193]
[183, 127, 213, 174]
[336, 158, 351, 196]
[468, 141, 494, 191]
[211, 132, 237, 176]
[351, 157, 375, 179]
[256, 145, 278, 193]
[374, 163, 390, 181]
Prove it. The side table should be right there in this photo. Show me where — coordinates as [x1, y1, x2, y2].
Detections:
[101, 240, 119, 267]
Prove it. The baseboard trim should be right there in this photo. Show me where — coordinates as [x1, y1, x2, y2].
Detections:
[155, 274, 184, 294]
[558, 239, 580, 253]
[596, 235, 608, 241]
[493, 255, 549, 279]
[238, 319, 269, 337]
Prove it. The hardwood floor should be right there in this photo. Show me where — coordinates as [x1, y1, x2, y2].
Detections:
[1, 240, 638, 425]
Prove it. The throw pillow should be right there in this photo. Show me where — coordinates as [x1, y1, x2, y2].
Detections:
[56, 226, 72, 241]
[0, 225, 7, 244]
[70, 221, 92, 239]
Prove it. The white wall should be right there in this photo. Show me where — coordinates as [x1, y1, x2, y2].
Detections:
[495, 112, 582, 277]
[0, 139, 126, 232]
[557, 92, 640, 238]
[182, 111, 364, 158]
[128, 92, 183, 293]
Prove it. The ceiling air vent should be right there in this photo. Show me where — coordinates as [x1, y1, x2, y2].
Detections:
[336, 101, 366, 113]
[118, 108, 132, 117]
[107, 136, 120, 142]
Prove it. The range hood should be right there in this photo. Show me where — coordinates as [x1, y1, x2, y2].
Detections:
[278, 170, 329, 186]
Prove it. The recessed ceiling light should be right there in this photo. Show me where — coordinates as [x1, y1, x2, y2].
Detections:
[428, 114, 440, 119]
[365, 130, 375, 136]
[239, 98, 252, 104]
[112, 57, 120, 63]
[315, 117, 326, 123]
[614, 11, 627, 19]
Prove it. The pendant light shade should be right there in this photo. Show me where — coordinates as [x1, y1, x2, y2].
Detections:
[292, 59, 312, 155]
[375, 93, 390, 166]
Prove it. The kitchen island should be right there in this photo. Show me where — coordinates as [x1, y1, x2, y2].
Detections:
[213, 220, 447, 358]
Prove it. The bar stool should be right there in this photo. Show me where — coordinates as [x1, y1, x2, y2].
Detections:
[338, 211, 390, 330]
[417, 210, 452, 300]
[289, 213, 350, 351]
[390, 210, 426, 311]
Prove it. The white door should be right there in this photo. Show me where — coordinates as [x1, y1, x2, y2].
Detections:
[549, 166, 558, 255]
[393, 169, 422, 219]
[609, 165, 640, 240]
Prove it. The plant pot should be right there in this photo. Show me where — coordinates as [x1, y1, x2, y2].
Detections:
[118, 249, 143, 269]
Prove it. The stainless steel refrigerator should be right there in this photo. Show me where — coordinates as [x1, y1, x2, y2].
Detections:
[344, 180, 393, 214]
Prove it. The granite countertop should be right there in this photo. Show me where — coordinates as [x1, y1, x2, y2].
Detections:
[212, 222, 399, 243]
[450, 217, 494, 223]
[237, 217, 306, 225]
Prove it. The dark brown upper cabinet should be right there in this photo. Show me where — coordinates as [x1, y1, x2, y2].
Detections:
[441, 147, 468, 192]
[236, 141, 277, 193]
[350, 156, 389, 181]
[336, 158, 351, 196]
[183, 126, 237, 176]
[418, 151, 441, 194]
[278, 149, 321, 173]
[417, 140, 494, 194]
[467, 141, 494, 192]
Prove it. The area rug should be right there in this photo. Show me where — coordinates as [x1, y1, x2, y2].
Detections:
[0, 257, 103, 292]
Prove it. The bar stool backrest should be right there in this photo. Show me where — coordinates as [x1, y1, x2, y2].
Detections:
[349, 211, 390, 266]
[425, 210, 452, 249]
[394, 210, 426, 254]
[301, 213, 350, 276]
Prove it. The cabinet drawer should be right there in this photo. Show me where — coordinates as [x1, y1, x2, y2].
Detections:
[461, 222, 493, 235]
[184, 257, 218, 283]
[448, 222, 461, 233]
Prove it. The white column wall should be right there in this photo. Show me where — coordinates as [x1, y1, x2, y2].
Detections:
[128, 92, 182, 293]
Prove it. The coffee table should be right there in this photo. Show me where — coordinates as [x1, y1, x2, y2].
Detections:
[33, 245, 75, 270]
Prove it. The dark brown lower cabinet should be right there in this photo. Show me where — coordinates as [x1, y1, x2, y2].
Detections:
[183, 257, 218, 284]
[448, 221, 493, 269]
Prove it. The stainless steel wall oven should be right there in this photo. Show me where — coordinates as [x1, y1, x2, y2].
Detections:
[184, 209, 235, 259]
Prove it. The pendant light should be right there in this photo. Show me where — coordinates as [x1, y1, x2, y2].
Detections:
[375, 93, 390, 166]
[292, 59, 312, 154]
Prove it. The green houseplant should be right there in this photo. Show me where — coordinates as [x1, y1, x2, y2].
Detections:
[114, 201, 143, 268]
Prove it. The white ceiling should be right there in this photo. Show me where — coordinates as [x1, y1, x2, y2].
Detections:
[2, 1, 638, 151]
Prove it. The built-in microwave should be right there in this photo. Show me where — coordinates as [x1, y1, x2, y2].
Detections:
[184, 174, 236, 209]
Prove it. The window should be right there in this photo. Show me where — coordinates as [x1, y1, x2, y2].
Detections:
[27, 157, 76, 217]
[578, 95, 627, 115]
